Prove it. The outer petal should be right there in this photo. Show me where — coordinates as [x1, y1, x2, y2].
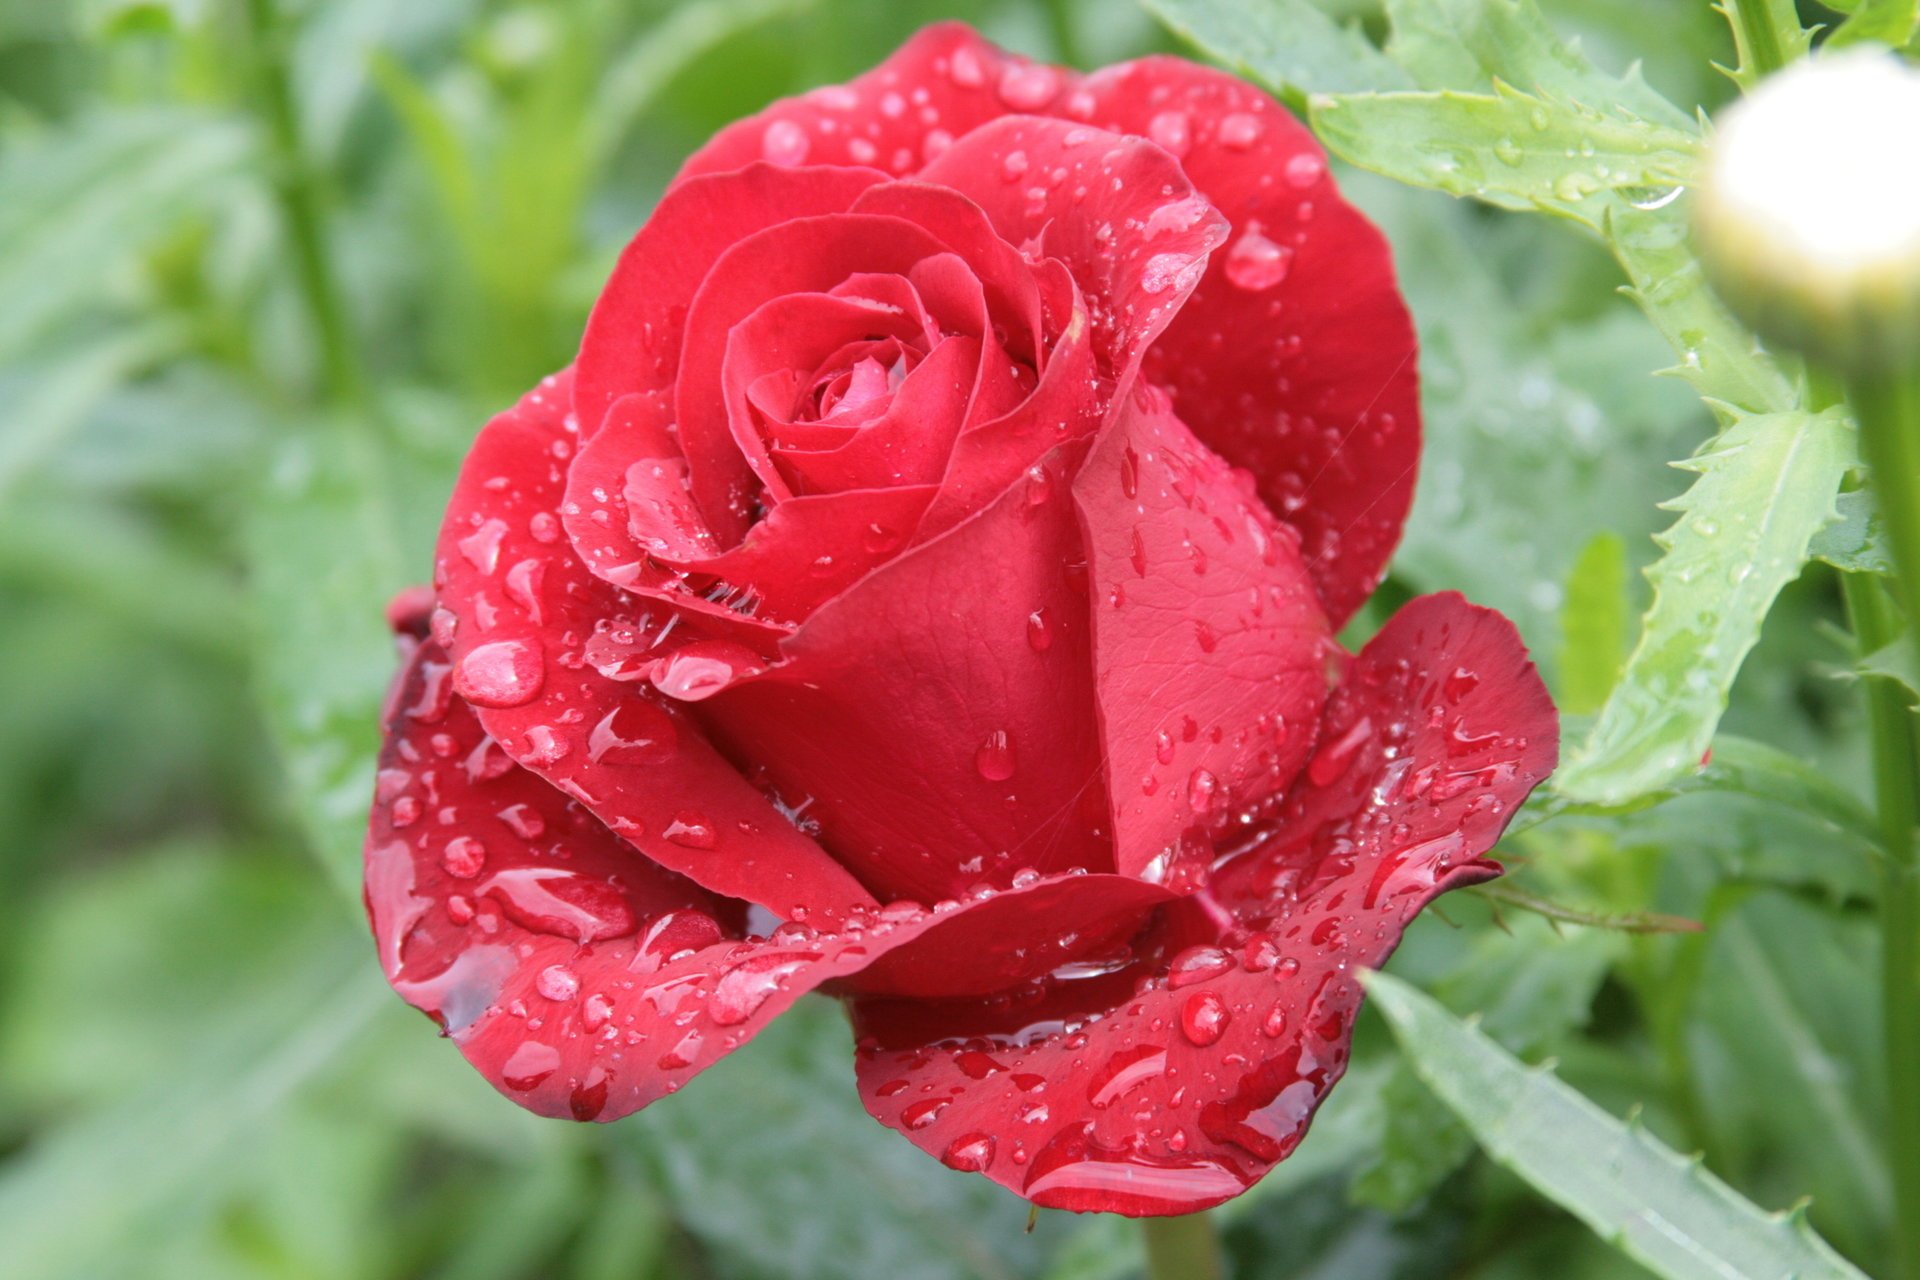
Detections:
[434, 371, 874, 922]
[676, 23, 1037, 183]
[912, 116, 1228, 382]
[1077, 57, 1420, 626]
[693, 444, 1110, 905]
[1073, 387, 1332, 887]
[368, 644, 1176, 1121]
[849, 592, 1557, 1215]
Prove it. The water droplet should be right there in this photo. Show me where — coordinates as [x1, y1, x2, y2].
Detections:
[650, 640, 763, 702]
[762, 119, 810, 166]
[1087, 1044, 1169, 1108]
[458, 518, 508, 574]
[1225, 228, 1292, 291]
[1218, 112, 1263, 150]
[998, 63, 1060, 110]
[942, 1133, 997, 1171]
[708, 953, 813, 1025]
[589, 699, 679, 765]
[1119, 447, 1139, 498]
[1181, 991, 1230, 1046]
[1306, 716, 1373, 787]
[441, 836, 487, 880]
[664, 811, 718, 849]
[948, 46, 986, 88]
[1167, 945, 1234, 989]
[536, 964, 580, 1002]
[1026, 608, 1055, 651]
[502, 1040, 560, 1091]
[1443, 667, 1480, 702]
[902, 1097, 950, 1129]
[1186, 768, 1219, 814]
[1283, 151, 1325, 188]
[1261, 1001, 1289, 1038]
[455, 638, 545, 708]
[482, 867, 638, 943]
[975, 729, 1016, 781]
[1148, 110, 1191, 157]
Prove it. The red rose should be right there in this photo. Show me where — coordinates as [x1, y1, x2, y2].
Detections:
[365, 23, 1556, 1216]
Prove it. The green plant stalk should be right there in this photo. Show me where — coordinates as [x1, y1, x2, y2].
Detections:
[1724, 0, 1789, 79]
[1142, 1212, 1223, 1280]
[241, 0, 367, 410]
[1842, 367, 1920, 1280]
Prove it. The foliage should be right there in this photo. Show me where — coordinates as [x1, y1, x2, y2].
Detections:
[0, 1, 1903, 1278]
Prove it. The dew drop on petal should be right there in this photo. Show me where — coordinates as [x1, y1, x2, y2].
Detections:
[975, 729, 1016, 781]
[1224, 229, 1293, 291]
[1218, 112, 1263, 150]
[536, 964, 580, 1002]
[663, 811, 718, 849]
[454, 638, 545, 708]
[942, 1133, 998, 1171]
[762, 119, 810, 166]
[1180, 990, 1230, 1046]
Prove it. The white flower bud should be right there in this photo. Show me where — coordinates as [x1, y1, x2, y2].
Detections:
[1695, 49, 1920, 375]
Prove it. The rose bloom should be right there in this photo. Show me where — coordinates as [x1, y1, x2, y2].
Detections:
[366, 23, 1556, 1216]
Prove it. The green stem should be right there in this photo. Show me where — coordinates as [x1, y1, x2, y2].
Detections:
[240, 0, 367, 410]
[1724, 0, 1790, 80]
[1142, 1212, 1223, 1280]
[1843, 367, 1920, 1280]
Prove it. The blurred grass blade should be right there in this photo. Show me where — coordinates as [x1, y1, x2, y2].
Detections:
[1363, 970, 1872, 1280]
[0, 945, 383, 1280]
[0, 111, 249, 357]
[1141, 0, 1409, 109]
[1555, 409, 1851, 803]
[0, 325, 182, 497]
[591, 0, 824, 166]
[1308, 88, 1695, 213]
[1558, 532, 1631, 715]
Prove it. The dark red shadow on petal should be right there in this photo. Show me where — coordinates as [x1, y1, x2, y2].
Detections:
[849, 592, 1557, 1215]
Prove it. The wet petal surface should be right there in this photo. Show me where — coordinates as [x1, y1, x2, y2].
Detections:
[850, 593, 1556, 1215]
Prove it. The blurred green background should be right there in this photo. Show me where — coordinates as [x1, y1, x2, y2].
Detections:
[0, 1, 1889, 1277]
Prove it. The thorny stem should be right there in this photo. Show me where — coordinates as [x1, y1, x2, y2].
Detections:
[1840, 363, 1920, 1280]
[1142, 1211, 1224, 1280]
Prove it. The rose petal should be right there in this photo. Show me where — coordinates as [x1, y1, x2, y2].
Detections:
[371, 652, 1182, 1123]
[1078, 57, 1420, 626]
[434, 371, 875, 921]
[914, 115, 1228, 383]
[1073, 386, 1331, 888]
[675, 213, 953, 541]
[690, 444, 1110, 904]
[676, 23, 1028, 185]
[850, 591, 1556, 1215]
[574, 161, 888, 507]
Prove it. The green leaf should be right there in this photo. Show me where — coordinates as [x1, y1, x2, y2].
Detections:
[1307, 88, 1696, 214]
[1855, 631, 1920, 705]
[1555, 408, 1853, 804]
[1383, 0, 1693, 127]
[1363, 970, 1873, 1280]
[1827, 0, 1918, 47]
[1810, 489, 1892, 576]
[1141, 0, 1409, 109]
[1605, 200, 1796, 415]
[1558, 532, 1631, 714]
